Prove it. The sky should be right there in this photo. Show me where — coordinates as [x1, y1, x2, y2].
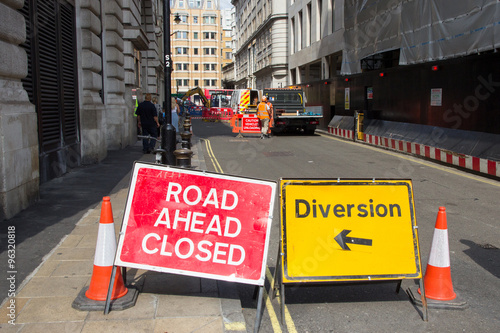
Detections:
[220, 0, 233, 9]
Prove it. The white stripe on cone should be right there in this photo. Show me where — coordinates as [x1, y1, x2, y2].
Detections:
[93, 223, 117, 267]
[427, 228, 451, 268]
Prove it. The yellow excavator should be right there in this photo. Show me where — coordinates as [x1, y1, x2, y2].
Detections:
[181, 87, 211, 108]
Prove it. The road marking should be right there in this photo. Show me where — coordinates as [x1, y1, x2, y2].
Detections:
[201, 138, 224, 173]
[319, 133, 500, 188]
[266, 268, 298, 333]
[200, 138, 296, 332]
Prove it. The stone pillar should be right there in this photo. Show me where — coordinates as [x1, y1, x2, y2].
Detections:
[0, 0, 39, 220]
[79, 0, 107, 164]
[103, 0, 130, 149]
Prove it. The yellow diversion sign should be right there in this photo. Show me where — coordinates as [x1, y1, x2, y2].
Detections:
[280, 179, 422, 283]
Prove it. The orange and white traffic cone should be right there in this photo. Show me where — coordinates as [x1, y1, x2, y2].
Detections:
[408, 207, 467, 310]
[73, 197, 137, 311]
[85, 196, 128, 301]
[419, 207, 456, 300]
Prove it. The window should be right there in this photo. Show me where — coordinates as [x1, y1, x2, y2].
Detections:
[194, 64, 199, 70]
[225, 52, 232, 59]
[193, 16, 198, 23]
[204, 64, 210, 71]
[194, 79, 199, 86]
[203, 16, 216, 24]
[179, 0, 184, 7]
[193, 32, 198, 39]
[203, 32, 216, 40]
[175, 31, 188, 39]
[176, 47, 188, 54]
[204, 79, 210, 86]
[183, 64, 189, 70]
[207, 1, 212, 9]
[196, 0, 201, 8]
[176, 79, 182, 86]
[193, 48, 198, 55]
[176, 63, 182, 70]
[211, 79, 216, 86]
[225, 41, 231, 48]
[183, 79, 189, 86]
[181, 15, 187, 23]
[211, 64, 216, 70]
[225, 30, 231, 37]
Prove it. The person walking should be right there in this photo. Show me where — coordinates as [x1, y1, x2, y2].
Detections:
[266, 97, 274, 137]
[171, 97, 179, 133]
[257, 96, 271, 139]
[135, 93, 160, 153]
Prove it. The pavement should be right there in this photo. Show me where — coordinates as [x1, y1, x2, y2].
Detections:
[0, 133, 248, 332]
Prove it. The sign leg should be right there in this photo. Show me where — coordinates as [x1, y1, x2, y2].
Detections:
[280, 283, 285, 325]
[104, 265, 118, 315]
[419, 277, 428, 321]
[271, 250, 281, 300]
[254, 286, 265, 333]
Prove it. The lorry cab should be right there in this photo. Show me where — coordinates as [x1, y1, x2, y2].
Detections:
[230, 89, 261, 114]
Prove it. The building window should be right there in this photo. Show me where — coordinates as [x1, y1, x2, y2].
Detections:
[176, 47, 188, 54]
[211, 79, 217, 86]
[177, 79, 182, 86]
[183, 79, 189, 86]
[194, 64, 199, 70]
[193, 16, 198, 23]
[207, 1, 212, 9]
[211, 64, 216, 70]
[194, 79, 199, 85]
[179, 0, 184, 7]
[183, 64, 189, 70]
[203, 32, 216, 40]
[203, 16, 216, 24]
[194, 48, 199, 55]
[176, 63, 182, 71]
[175, 31, 188, 39]
[193, 32, 198, 39]
[204, 79, 210, 86]
[225, 52, 232, 59]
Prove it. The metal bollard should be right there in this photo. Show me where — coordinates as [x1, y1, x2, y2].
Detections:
[183, 118, 192, 133]
[174, 148, 193, 168]
[180, 131, 192, 149]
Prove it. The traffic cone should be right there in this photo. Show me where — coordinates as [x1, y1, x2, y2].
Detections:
[85, 196, 128, 301]
[73, 197, 138, 311]
[419, 207, 456, 300]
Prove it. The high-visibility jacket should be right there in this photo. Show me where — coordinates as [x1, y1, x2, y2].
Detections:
[257, 102, 270, 119]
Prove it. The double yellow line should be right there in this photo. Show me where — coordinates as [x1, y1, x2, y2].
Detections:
[201, 138, 297, 333]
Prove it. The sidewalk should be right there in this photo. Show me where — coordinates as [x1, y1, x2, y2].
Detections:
[0, 135, 247, 332]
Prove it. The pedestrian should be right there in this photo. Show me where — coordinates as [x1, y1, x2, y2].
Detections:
[171, 97, 179, 133]
[135, 93, 160, 154]
[152, 97, 162, 118]
[266, 97, 274, 137]
[257, 96, 271, 139]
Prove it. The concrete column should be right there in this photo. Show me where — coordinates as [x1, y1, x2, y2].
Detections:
[79, 0, 107, 163]
[103, 0, 131, 149]
[0, 0, 39, 220]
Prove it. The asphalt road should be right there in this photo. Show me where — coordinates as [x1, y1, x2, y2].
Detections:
[193, 119, 500, 333]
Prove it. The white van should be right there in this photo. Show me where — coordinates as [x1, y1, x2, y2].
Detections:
[230, 89, 261, 114]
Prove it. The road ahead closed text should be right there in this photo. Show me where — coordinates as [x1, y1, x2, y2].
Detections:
[116, 163, 276, 285]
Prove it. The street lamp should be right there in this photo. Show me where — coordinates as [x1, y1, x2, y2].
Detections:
[161, 4, 181, 165]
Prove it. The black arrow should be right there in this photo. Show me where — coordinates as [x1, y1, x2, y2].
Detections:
[334, 229, 372, 251]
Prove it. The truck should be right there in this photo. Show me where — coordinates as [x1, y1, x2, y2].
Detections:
[263, 88, 322, 135]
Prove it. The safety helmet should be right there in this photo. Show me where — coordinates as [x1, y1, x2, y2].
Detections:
[262, 96, 267, 101]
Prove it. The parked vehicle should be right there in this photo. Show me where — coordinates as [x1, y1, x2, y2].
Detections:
[264, 88, 322, 135]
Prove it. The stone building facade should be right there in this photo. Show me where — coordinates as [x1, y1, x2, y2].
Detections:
[231, 0, 288, 89]
[0, 0, 165, 221]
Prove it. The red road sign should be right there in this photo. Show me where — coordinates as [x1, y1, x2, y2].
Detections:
[115, 162, 277, 286]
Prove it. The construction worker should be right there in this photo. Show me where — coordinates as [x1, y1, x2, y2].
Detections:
[265, 97, 274, 137]
[257, 96, 271, 139]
